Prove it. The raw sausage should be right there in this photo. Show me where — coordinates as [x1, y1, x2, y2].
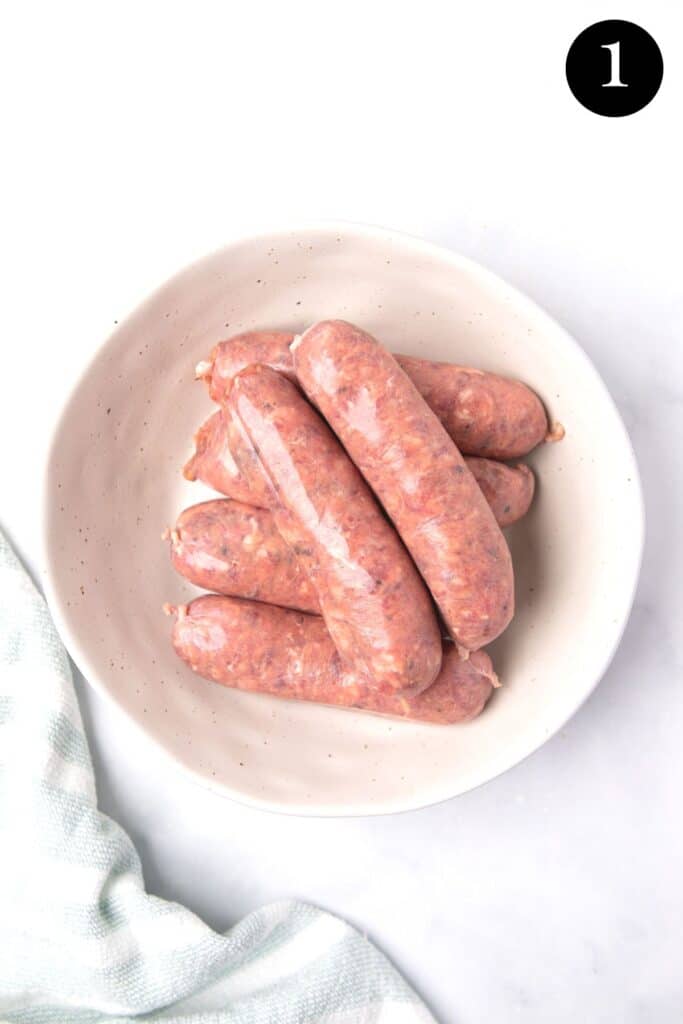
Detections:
[196, 331, 297, 400]
[185, 408, 536, 526]
[166, 499, 319, 614]
[394, 355, 549, 459]
[463, 458, 535, 529]
[168, 597, 495, 723]
[183, 407, 272, 508]
[292, 320, 515, 652]
[198, 329, 551, 457]
[166, 595, 496, 724]
[228, 364, 442, 693]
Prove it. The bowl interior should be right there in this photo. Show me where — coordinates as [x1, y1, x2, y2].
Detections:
[44, 226, 642, 814]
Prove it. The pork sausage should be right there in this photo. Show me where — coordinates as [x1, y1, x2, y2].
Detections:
[394, 355, 549, 459]
[228, 364, 443, 693]
[166, 595, 496, 724]
[185, 408, 535, 527]
[166, 499, 320, 613]
[196, 330, 297, 401]
[292, 320, 515, 652]
[182, 407, 272, 508]
[199, 329, 551, 457]
[463, 458, 535, 529]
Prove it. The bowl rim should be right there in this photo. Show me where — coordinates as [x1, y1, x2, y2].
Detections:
[40, 220, 646, 817]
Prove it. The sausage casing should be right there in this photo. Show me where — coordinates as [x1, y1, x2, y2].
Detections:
[167, 499, 319, 613]
[293, 320, 515, 652]
[228, 364, 443, 693]
[167, 595, 496, 724]
[199, 330, 549, 457]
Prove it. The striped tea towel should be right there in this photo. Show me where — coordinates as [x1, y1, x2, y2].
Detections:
[0, 529, 435, 1024]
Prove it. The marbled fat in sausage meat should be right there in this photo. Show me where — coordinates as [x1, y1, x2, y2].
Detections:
[167, 595, 496, 724]
[199, 330, 550, 457]
[292, 320, 515, 652]
[228, 364, 442, 693]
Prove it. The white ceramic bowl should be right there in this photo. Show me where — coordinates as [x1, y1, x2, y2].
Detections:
[43, 224, 643, 815]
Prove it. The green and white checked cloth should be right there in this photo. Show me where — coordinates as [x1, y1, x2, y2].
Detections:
[0, 530, 435, 1024]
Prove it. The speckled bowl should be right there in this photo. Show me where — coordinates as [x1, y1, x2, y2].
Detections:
[42, 224, 644, 815]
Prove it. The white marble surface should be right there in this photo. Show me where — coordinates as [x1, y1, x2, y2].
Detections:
[2, 2, 682, 1020]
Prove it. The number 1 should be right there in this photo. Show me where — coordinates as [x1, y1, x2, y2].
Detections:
[602, 41, 627, 87]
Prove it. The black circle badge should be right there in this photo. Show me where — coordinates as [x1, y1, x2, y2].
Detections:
[566, 20, 663, 116]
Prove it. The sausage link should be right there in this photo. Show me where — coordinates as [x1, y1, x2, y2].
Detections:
[183, 407, 272, 508]
[167, 499, 320, 613]
[185, 409, 535, 527]
[463, 458, 535, 529]
[394, 355, 548, 459]
[166, 595, 496, 724]
[199, 330, 550, 457]
[293, 320, 515, 652]
[197, 331, 297, 401]
[228, 364, 442, 693]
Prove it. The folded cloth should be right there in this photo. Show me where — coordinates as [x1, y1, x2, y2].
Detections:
[0, 530, 435, 1024]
